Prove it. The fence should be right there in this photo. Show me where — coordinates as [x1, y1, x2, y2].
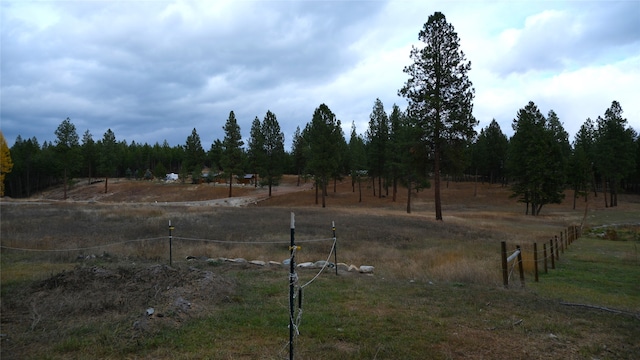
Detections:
[501, 225, 582, 289]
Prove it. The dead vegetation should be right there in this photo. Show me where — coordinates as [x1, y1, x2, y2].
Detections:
[1, 175, 639, 359]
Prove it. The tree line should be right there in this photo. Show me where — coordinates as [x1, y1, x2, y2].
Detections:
[3, 12, 639, 219]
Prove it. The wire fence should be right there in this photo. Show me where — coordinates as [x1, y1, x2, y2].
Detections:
[501, 225, 582, 288]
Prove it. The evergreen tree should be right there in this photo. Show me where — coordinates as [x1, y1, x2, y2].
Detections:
[260, 110, 285, 196]
[247, 116, 265, 187]
[291, 126, 308, 186]
[507, 102, 566, 215]
[473, 119, 508, 184]
[306, 104, 342, 208]
[399, 11, 476, 220]
[184, 128, 205, 175]
[81, 130, 97, 185]
[594, 101, 637, 207]
[98, 129, 117, 193]
[221, 111, 244, 197]
[54, 117, 80, 199]
[568, 118, 596, 209]
[366, 98, 389, 198]
[348, 122, 367, 202]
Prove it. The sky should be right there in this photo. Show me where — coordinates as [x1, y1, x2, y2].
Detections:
[2, 0, 639, 151]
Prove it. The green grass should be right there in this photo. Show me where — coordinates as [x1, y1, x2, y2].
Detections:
[531, 232, 640, 313]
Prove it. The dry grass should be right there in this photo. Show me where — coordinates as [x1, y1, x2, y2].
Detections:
[2, 176, 639, 359]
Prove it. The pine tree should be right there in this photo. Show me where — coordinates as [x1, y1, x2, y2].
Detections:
[508, 102, 566, 215]
[366, 98, 389, 198]
[222, 111, 244, 197]
[247, 116, 265, 187]
[260, 110, 285, 196]
[306, 104, 342, 208]
[594, 101, 637, 207]
[54, 117, 80, 199]
[184, 128, 205, 176]
[399, 12, 476, 220]
[348, 122, 367, 202]
[99, 129, 117, 193]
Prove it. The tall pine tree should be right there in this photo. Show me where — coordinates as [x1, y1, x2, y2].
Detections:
[399, 12, 476, 220]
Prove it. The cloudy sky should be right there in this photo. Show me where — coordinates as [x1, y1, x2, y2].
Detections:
[2, 0, 639, 150]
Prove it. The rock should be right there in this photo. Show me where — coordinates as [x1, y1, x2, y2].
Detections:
[359, 265, 375, 273]
[282, 258, 291, 265]
[227, 258, 247, 263]
[336, 263, 349, 271]
[146, 308, 155, 316]
[348, 264, 359, 272]
[249, 260, 266, 266]
[297, 262, 315, 268]
[268, 261, 281, 266]
[314, 260, 328, 268]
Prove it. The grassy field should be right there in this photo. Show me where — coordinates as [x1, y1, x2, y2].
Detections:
[1, 176, 639, 359]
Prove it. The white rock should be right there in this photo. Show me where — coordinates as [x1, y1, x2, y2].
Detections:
[297, 262, 315, 268]
[359, 265, 375, 273]
[269, 261, 282, 266]
[146, 308, 155, 316]
[348, 264, 359, 272]
[249, 260, 266, 266]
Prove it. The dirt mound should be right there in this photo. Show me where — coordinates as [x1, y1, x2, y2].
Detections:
[2, 264, 236, 337]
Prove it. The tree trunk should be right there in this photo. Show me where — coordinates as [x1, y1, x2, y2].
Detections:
[228, 173, 233, 197]
[63, 168, 68, 200]
[322, 178, 327, 208]
[104, 176, 108, 194]
[392, 176, 397, 202]
[268, 182, 272, 197]
[315, 180, 319, 205]
[378, 176, 382, 198]
[603, 177, 608, 208]
[372, 176, 376, 197]
[474, 168, 478, 197]
[406, 179, 412, 214]
[434, 147, 442, 221]
[358, 177, 362, 203]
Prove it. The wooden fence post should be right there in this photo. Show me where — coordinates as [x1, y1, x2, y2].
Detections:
[560, 232, 564, 254]
[543, 243, 548, 273]
[555, 235, 560, 260]
[550, 239, 555, 269]
[533, 243, 539, 282]
[501, 241, 508, 288]
[516, 245, 525, 288]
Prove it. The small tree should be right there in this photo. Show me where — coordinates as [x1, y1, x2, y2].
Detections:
[0, 131, 13, 197]
[98, 129, 117, 193]
[54, 117, 80, 200]
[260, 110, 285, 196]
[222, 111, 244, 197]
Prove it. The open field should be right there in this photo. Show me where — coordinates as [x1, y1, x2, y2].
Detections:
[1, 176, 639, 359]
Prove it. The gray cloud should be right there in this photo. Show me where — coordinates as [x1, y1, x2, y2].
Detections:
[1, 0, 638, 151]
[493, 1, 640, 75]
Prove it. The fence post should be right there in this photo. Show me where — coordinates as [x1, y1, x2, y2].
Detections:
[289, 212, 296, 360]
[533, 243, 539, 282]
[516, 245, 525, 288]
[332, 221, 337, 276]
[168, 220, 174, 266]
[550, 239, 555, 269]
[555, 235, 560, 260]
[543, 243, 548, 273]
[501, 241, 508, 288]
[560, 232, 564, 254]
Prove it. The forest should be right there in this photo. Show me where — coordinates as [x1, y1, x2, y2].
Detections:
[2, 12, 638, 217]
